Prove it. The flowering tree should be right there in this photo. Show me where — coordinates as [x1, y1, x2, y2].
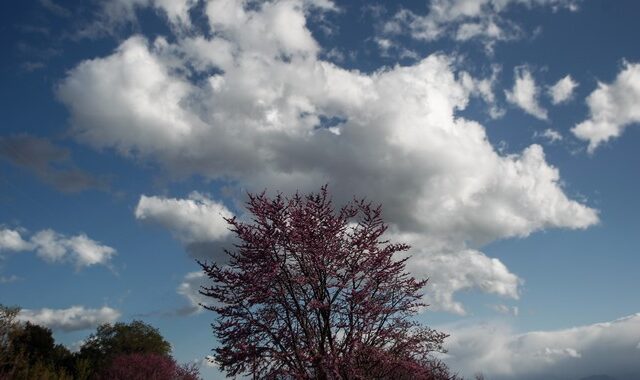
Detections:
[199, 187, 455, 379]
[100, 353, 200, 380]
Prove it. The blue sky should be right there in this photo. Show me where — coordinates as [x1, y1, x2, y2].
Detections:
[1, 0, 639, 379]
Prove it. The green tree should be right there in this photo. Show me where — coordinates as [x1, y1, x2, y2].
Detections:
[1, 305, 74, 380]
[1, 304, 24, 378]
[0, 304, 20, 352]
[10, 323, 72, 367]
[78, 320, 172, 373]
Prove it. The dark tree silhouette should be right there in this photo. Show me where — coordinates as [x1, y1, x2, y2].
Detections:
[0, 306, 75, 379]
[199, 186, 455, 379]
[8, 322, 72, 368]
[0, 305, 20, 368]
[0, 307, 199, 380]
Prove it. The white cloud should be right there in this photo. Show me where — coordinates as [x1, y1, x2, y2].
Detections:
[31, 230, 68, 262]
[538, 347, 581, 359]
[153, 0, 197, 28]
[548, 75, 578, 104]
[177, 271, 208, 314]
[506, 66, 548, 120]
[0, 228, 33, 252]
[534, 128, 563, 143]
[65, 234, 117, 267]
[135, 192, 232, 244]
[572, 61, 640, 152]
[57, 0, 597, 314]
[443, 313, 640, 379]
[407, 246, 521, 315]
[459, 64, 505, 119]
[18, 306, 120, 332]
[31, 229, 116, 268]
[0, 227, 115, 269]
[383, 0, 580, 49]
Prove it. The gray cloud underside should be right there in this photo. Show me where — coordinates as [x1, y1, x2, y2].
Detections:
[0, 135, 107, 193]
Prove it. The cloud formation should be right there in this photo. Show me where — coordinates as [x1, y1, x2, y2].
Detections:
[383, 0, 580, 50]
[176, 271, 208, 315]
[0, 228, 32, 252]
[505, 66, 548, 120]
[534, 128, 563, 144]
[406, 245, 521, 315]
[57, 0, 597, 313]
[444, 313, 640, 379]
[0, 227, 116, 269]
[18, 306, 120, 332]
[572, 61, 640, 152]
[135, 193, 232, 244]
[135, 192, 235, 262]
[548, 74, 578, 104]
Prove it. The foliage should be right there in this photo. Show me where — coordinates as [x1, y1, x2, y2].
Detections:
[199, 186, 456, 379]
[78, 320, 172, 372]
[10, 323, 73, 367]
[100, 353, 200, 380]
[1, 307, 200, 380]
[0, 304, 21, 369]
[0, 306, 74, 380]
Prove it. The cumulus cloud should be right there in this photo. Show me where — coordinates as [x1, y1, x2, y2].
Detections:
[0, 228, 33, 252]
[0, 227, 116, 269]
[57, 0, 597, 313]
[31, 230, 116, 268]
[548, 75, 578, 104]
[572, 61, 640, 152]
[443, 313, 640, 380]
[405, 245, 521, 315]
[0, 135, 107, 193]
[506, 66, 548, 120]
[135, 192, 232, 244]
[459, 65, 505, 118]
[18, 306, 120, 332]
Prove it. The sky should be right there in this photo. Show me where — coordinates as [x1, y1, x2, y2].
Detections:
[0, 0, 639, 379]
